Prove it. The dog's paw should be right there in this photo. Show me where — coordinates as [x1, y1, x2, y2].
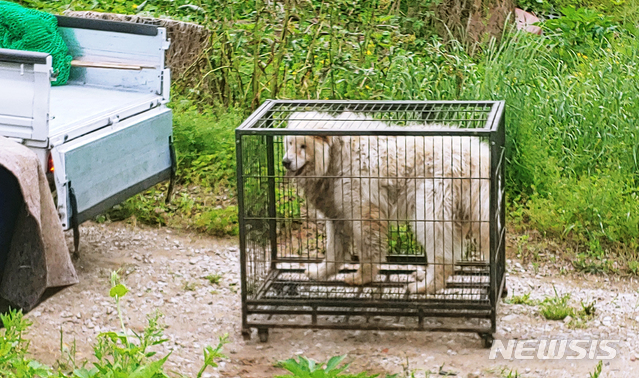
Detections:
[305, 265, 326, 281]
[412, 270, 426, 281]
[407, 270, 436, 294]
[407, 280, 425, 294]
[305, 263, 337, 281]
[343, 272, 363, 286]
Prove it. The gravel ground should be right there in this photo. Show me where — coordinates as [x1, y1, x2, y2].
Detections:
[23, 222, 639, 377]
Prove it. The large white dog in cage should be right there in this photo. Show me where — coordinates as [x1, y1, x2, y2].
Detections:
[282, 111, 491, 294]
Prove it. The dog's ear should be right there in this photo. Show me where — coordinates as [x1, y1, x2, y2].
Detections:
[312, 135, 336, 146]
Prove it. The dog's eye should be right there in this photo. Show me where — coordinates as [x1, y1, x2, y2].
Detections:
[300, 144, 306, 149]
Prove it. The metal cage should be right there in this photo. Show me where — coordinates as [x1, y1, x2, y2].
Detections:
[236, 100, 506, 347]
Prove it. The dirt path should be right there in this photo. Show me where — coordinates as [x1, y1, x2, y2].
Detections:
[24, 222, 639, 377]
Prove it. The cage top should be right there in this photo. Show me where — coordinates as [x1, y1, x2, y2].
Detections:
[237, 100, 505, 136]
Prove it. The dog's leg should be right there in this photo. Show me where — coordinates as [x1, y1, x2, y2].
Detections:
[409, 181, 435, 294]
[409, 179, 456, 294]
[344, 206, 385, 286]
[306, 219, 343, 280]
[471, 178, 491, 262]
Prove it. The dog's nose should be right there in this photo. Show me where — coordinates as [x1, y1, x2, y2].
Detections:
[282, 157, 291, 169]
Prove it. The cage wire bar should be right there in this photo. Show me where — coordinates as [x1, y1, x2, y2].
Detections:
[236, 100, 506, 347]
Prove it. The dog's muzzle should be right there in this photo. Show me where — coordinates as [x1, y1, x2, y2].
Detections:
[282, 157, 305, 177]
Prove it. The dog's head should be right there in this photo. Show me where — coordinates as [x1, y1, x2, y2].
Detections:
[282, 135, 332, 177]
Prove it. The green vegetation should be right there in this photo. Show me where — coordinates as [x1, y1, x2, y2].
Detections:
[0, 273, 396, 377]
[17, 0, 639, 264]
[204, 273, 223, 285]
[505, 287, 597, 324]
[504, 292, 536, 306]
[0, 271, 228, 378]
[276, 355, 397, 378]
[589, 361, 603, 378]
[539, 291, 574, 320]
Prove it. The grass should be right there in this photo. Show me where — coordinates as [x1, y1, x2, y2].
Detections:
[183, 281, 198, 291]
[504, 288, 597, 325]
[501, 369, 520, 378]
[504, 292, 537, 306]
[539, 290, 574, 321]
[204, 273, 223, 285]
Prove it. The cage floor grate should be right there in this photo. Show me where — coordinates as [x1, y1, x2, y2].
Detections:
[252, 263, 490, 303]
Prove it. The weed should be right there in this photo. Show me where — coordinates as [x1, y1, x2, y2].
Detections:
[197, 335, 229, 378]
[505, 292, 537, 306]
[572, 253, 616, 274]
[628, 261, 639, 275]
[515, 235, 530, 260]
[275, 355, 398, 378]
[501, 368, 520, 378]
[589, 361, 603, 378]
[183, 281, 198, 291]
[539, 287, 574, 320]
[205, 273, 223, 285]
[194, 206, 239, 237]
[580, 299, 597, 318]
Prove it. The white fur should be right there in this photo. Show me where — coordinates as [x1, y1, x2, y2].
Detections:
[283, 111, 491, 293]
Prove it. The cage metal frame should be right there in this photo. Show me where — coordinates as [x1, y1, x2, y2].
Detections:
[235, 100, 507, 347]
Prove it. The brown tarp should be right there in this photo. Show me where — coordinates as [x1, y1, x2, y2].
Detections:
[0, 137, 78, 311]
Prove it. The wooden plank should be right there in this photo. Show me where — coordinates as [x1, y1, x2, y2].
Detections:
[71, 60, 157, 70]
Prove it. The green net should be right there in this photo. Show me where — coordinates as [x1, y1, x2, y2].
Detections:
[0, 1, 72, 86]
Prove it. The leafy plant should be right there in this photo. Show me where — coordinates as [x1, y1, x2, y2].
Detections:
[387, 224, 424, 256]
[0, 309, 53, 378]
[276, 355, 397, 378]
[197, 335, 229, 378]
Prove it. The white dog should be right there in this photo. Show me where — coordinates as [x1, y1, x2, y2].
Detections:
[281, 111, 490, 294]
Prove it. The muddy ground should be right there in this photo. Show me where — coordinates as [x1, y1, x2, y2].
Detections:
[24, 222, 639, 377]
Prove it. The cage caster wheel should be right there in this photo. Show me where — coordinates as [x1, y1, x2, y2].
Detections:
[241, 329, 251, 341]
[480, 333, 494, 348]
[258, 328, 269, 343]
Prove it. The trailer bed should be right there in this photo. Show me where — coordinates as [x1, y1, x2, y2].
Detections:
[49, 85, 163, 143]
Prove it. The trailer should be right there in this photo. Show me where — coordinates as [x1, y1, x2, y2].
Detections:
[0, 15, 175, 310]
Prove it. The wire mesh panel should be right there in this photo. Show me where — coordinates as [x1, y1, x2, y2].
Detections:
[236, 101, 506, 345]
